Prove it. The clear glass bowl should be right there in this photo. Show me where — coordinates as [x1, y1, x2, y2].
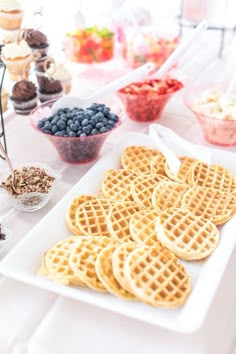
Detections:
[0, 163, 61, 212]
[0, 217, 11, 255]
[183, 84, 236, 146]
[29, 99, 124, 164]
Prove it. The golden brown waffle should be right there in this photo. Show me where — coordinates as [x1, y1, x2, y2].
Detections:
[182, 186, 236, 225]
[70, 236, 117, 291]
[164, 156, 197, 183]
[65, 194, 97, 235]
[152, 181, 189, 211]
[121, 145, 160, 174]
[131, 174, 168, 209]
[188, 161, 236, 193]
[156, 208, 219, 260]
[112, 242, 139, 296]
[99, 169, 138, 201]
[39, 237, 84, 286]
[95, 244, 136, 300]
[124, 245, 191, 307]
[107, 201, 141, 242]
[150, 154, 167, 176]
[75, 199, 115, 236]
[129, 210, 160, 246]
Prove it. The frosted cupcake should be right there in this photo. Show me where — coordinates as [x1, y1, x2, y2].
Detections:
[24, 29, 49, 57]
[2, 39, 32, 81]
[1, 88, 9, 112]
[0, 28, 20, 44]
[48, 63, 72, 94]
[38, 76, 63, 103]
[10, 80, 37, 115]
[0, 0, 23, 30]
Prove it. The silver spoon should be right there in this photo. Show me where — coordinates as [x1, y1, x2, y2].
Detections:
[0, 142, 18, 194]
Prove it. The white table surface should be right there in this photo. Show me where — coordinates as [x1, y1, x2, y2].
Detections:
[0, 59, 236, 354]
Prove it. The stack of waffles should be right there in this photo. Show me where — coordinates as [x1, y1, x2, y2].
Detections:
[39, 145, 236, 308]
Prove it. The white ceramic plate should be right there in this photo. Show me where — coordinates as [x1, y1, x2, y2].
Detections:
[0, 131, 236, 334]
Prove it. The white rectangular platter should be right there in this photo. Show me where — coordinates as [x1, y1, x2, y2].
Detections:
[1, 131, 236, 334]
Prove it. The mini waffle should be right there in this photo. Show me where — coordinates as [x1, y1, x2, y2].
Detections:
[112, 242, 140, 296]
[156, 208, 219, 260]
[129, 209, 160, 246]
[150, 154, 167, 176]
[124, 245, 191, 307]
[75, 199, 115, 236]
[99, 169, 138, 201]
[40, 237, 84, 286]
[121, 145, 160, 174]
[65, 194, 97, 235]
[188, 161, 236, 194]
[70, 236, 117, 292]
[164, 156, 197, 183]
[182, 186, 236, 225]
[95, 244, 136, 300]
[131, 174, 168, 209]
[152, 181, 189, 211]
[107, 201, 141, 242]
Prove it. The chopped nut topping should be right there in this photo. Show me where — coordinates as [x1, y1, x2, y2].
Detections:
[0, 166, 55, 197]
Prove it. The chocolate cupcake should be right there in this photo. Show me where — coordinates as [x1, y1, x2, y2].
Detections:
[24, 29, 49, 57]
[10, 80, 37, 115]
[38, 76, 63, 103]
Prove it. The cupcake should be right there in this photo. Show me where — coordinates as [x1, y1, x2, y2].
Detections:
[38, 76, 63, 103]
[0, 0, 23, 30]
[2, 39, 32, 81]
[24, 29, 49, 57]
[48, 63, 72, 94]
[1, 87, 9, 112]
[34, 55, 53, 78]
[0, 28, 20, 44]
[10, 80, 37, 115]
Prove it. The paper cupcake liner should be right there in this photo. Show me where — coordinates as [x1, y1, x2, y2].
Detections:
[1, 93, 9, 113]
[10, 96, 38, 115]
[39, 91, 63, 103]
[3, 55, 32, 81]
[0, 11, 23, 30]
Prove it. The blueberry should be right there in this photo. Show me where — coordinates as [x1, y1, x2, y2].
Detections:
[57, 120, 66, 130]
[106, 124, 113, 130]
[80, 133, 87, 137]
[82, 126, 91, 135]
[69, 131, 76, 137]
[95, 122, 103, 129]
[44, 123, 52, 131]
[81, 118, 89, 126]
[63, 108, 70, 113]
[52, 125, 58, 134]
[74, 120, 80, 128]
[77, 129, 82, 136]
[37, 120, 44, 128]
[91, 128, 99, 135]
[41, 118, 49, 123]
[47, 115, 54, 122]
[108, 120, 115, 127]
[94, 112, 104, 121]
[108, 113, 119, 122]
[66, 112, 73, 119]
[67, 119, 73, 126]
[103, 107, 110, 116]
[55, 131, 64, 136]
[57, 108, 66, 115]
[89, 103, 99, 111]
[42, 129, 52, 135]
[100, 127, 107, 133]
[70, 123, 77, 132]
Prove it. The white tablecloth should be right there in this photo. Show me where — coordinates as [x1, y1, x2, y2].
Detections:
[0, 63, 236, 354]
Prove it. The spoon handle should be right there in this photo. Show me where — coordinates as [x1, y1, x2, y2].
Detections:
[87, 62, 156, 101]
[0, 142, 15, 178]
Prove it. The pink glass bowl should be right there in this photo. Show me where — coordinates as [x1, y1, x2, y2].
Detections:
[29, 99, 123, 164]
[183, 84, 236, 146]
[117, 79, 183, 122]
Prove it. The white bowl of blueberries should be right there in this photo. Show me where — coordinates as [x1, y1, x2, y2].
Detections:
[30, 99, 123, 164]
